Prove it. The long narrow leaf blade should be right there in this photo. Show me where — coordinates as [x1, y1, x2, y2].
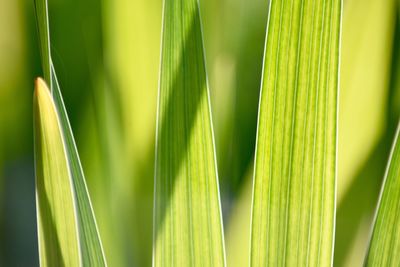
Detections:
[51, 64, 107, 266]
[33, 0, 106, 265]
[34, 0, 51, 86]
[34, 78, 80, 266]
[153, 0, 226, 266]
[365, 123, 400, 266]
[250, 0, 341, 266]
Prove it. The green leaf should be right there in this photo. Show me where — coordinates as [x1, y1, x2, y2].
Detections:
[33, 0, 106, 265]
[34, 0, 51, 86]
[153, 0, 226, 266]
[34, 78, 81, 266]
[51, 64, 107, 266]
[365, 124, 400, 266]
[250, 0, 341, 266]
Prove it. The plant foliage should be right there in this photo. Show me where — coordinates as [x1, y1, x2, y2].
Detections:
[33, 0, 106, 265]
[250, 0, 341, 265]
[153, 0, 226, 266]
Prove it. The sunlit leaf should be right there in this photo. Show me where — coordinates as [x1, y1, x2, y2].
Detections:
[33, 0, 106, 265]
[153, 0, 226, 265]
[250, 0, 341, 265]
[365, 128, 400, 265]
[34, 78, 80, 266]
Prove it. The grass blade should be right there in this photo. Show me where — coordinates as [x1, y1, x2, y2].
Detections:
[34, 78, 80, 266]
[33, 0, 106, 265]
[250, 0, 341, 265]
[50, 64, 107, 266]
[153, 0, 226, 265]
[34, 0, 51, 86]
[365, 123, 400, 266]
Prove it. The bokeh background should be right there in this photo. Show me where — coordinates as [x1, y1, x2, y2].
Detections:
[0, 0, 399, 266]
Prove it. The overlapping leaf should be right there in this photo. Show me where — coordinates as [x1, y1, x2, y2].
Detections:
[153, 0, 225, 266]
[33, 0, 106, 265]
[34, 78, 81, 266]
[250, 0, 341, 265]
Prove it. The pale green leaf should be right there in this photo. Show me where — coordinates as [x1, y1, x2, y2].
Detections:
[250, 0, 341, 266]
[33, 0, 106, 265]
[153, 0, 225, 266]
[365, 124, 400, 266]
[34, 78, 80, 266]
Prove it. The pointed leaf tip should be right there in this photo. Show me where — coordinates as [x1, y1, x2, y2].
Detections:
[33, 0, 107, 263]
[34, 77, 48, 98]
[34, 76, 81, 267]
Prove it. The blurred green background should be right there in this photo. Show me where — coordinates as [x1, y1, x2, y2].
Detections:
[0, 0, 399, 266]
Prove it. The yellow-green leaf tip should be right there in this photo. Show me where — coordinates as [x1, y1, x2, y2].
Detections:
[34, 76, 81, 267]
[34, 77, 49, 100]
